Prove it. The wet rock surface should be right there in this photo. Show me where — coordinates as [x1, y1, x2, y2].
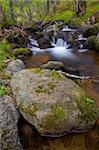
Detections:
[83, 23, 99, 38]
[37, 37, 53, 49]
[0, 95, 23, 150]
[11, 68, 98, 137]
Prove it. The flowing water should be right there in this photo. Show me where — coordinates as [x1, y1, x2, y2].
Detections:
[23, 26, 99, 150]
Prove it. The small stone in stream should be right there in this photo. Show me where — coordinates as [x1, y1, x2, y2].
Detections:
[11, 68, 98, 137]
[7, 59, 25, 74]
[0, 95, 23, 150]
[41, 61, 64, 70]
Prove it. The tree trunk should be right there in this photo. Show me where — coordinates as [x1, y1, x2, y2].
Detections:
[46, 0, 50, 15]
[76, 0, 87, 16]
[9, 0, 14, 19]
[0, 5, 3, 24]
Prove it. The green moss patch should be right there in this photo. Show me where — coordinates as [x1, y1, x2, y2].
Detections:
[18, 101, 39, 116]
[14, 48, 31, 56]
[50, 69, 62, 79]
[41, 105, 65, 129]
[74, 87, 97, 120]
[35, 82, 55, 94]
[32, 68, 42, 74]
[0, 85, 8, 96]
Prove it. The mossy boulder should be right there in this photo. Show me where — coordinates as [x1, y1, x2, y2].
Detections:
[94, 37, 99, 51]
[83, 23, 99, 38]
[85, 35, 97, 50]
[11, 69, 98, 137]
[85, 35, 99, 51]
[13, 48, 32, 57]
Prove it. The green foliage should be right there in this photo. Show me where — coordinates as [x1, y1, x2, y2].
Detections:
[52, 11, 75, 23]
[42, 105, 65, 129]
[0, 0, 99, 25]
[0, 40, 12, 70]
[85, 98, 94, 105]
[0, 85, 7, 96]
[71, 0, 99, 26]
[2, 16, 16, 28]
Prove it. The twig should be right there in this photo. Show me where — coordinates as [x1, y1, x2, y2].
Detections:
[58, 71, 90, 80]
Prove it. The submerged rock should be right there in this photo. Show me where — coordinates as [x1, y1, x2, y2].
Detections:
[11, 68, 98, 137]
[0, 95, 23, 150]
[7, 59, 25, 74]
[41, 61, 64, 70]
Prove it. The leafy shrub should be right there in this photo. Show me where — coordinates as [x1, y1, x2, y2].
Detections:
[0, 40, 12, 70]
[0, 85, 7, 96]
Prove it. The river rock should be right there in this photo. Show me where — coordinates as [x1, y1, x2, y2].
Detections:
[37, 37, 52, 49]
[85, 35, 96, 50]
[41, 61, 64, 70]
[90, 11, 99, 24]
[13, 48, 32, 58]
[11, 68, 98, 136]
[0, 95, 23, 150]
[83, 23, 99, 38]
[7, 59, 25, 74]
[94, 36, 99, 51]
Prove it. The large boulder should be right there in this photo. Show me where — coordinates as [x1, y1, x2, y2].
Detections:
[0, 95, 23, 149]
[7, 59, 25, 74]
[11, 68, 98, 137]
[83, 23, 99, 38]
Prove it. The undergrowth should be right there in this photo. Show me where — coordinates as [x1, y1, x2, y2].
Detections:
[0, 40, 13, 71]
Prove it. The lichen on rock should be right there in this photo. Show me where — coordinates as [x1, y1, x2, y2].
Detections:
[11, 68, 98, 136]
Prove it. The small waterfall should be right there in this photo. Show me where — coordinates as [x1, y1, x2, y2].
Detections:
[61, 25, 76, 32]
[56, 38, 65, 47]
[78, 34, 87, 41]
[78, 34, 88, 52]
[30, 39, 39, 47]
